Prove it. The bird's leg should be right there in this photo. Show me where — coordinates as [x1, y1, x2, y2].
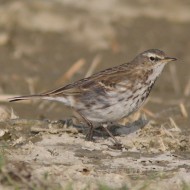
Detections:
[85, 125, 94, 141]
[102, 124, 122, 147]
[75, 111, 94, 141]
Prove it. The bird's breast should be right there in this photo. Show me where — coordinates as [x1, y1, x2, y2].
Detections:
[74, 66, 164, 123]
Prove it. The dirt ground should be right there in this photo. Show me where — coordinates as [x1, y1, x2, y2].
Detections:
[0, 0, 190, 189]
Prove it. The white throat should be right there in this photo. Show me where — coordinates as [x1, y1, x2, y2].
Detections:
[149, 63, 166, 81]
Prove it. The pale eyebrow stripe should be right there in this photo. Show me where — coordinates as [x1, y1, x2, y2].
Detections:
[143, 52, 163, 59]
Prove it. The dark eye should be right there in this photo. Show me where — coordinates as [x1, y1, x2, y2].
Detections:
[150, 56, 155, 61]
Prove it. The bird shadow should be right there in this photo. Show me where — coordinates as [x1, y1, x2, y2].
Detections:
[73, 118, 149, 138]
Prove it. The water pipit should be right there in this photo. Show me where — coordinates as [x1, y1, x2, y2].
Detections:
[9, 49, 177, 146]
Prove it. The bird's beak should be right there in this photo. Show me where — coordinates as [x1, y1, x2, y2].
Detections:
[164, 57, 177, 62]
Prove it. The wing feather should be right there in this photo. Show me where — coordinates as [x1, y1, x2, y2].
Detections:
[41, 63, 145, 97]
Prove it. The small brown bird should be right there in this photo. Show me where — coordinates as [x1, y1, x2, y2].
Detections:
[9, 49, 176, 145]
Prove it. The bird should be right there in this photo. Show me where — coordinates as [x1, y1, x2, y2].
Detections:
[9, 49, 177, 146]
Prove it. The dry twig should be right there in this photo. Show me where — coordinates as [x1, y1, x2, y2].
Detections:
[179, 103, 188, 118]
[184, 77, 190, 97]
[169, 64, 180, 95]
[56, 58, 86, 85]
[169, 117, 181, 132]
[142, 108, 156, 118]
[85, 55, 102, 77]
[0, 95, 20, 103]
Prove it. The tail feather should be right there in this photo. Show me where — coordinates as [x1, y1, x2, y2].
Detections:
[9, 94, 70, 106]
[9, 95, 42, 102]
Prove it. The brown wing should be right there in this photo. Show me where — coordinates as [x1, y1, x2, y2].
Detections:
[41, 63, 144, 97]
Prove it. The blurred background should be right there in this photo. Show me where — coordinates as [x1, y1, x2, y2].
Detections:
[0, 0, 189, 124]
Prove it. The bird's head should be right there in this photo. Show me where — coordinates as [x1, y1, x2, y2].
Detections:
[132, 49, 177, 67]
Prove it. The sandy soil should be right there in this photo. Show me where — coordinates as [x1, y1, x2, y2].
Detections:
[0, 0, 190, 189]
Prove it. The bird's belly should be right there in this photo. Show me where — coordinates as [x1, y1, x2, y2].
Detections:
[92, 101, 133, 122]
[78, 90, 148, 123]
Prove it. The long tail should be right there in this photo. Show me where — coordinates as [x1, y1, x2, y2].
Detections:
[9, 94, 70, 106]
[9, 95, 43, 102]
